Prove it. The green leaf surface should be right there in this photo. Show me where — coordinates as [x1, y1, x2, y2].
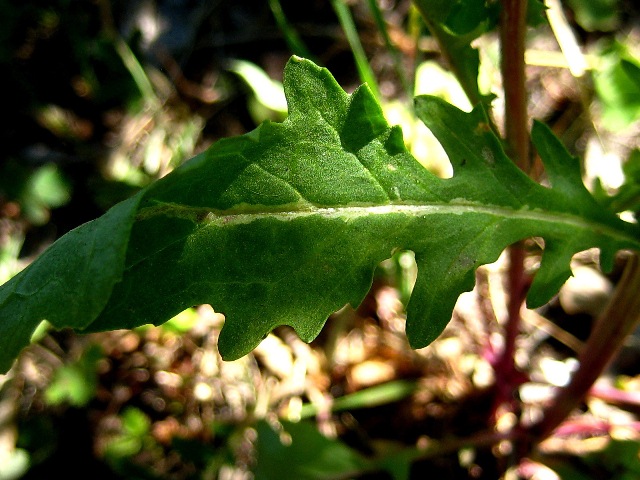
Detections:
[0, 56, 639, 373]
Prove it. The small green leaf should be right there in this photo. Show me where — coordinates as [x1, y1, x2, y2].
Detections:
[104, 407, 152, 461]
[0, 57, 639, 372]
[24, 163, 71, 224]
[298, 380, 417, 418]
[45, 344, 103, 407]
[121, 407, 151, 437]
[594, 51, 640, 130]
[254, 420, 371, 479]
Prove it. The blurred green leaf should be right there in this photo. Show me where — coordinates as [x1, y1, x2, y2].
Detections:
[544, 439, 640, 479]
[104, 407, 152, 461]
[228, 59, 287, 123]
[45, 344, 103, 407]
[299, 380, 417, 418]
[23, 163, 72, 224]
[0, 161, 71, 226]
[121, 407, 151, 437]
[254, 420, 372, 479]
[565, 0, 620, 32]
[444, 0, 496, 36]
[104, 436, 143, 461]
[526, 0, 548, 27]
[621, 59, 640, 88]
[594, 52, 640, 131]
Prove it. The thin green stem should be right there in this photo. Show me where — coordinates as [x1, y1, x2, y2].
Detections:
[330, 0, 382, 101]
[268, 0, 315, 61]
[97, 0, 160, 107]
[113, 38, 160, 106]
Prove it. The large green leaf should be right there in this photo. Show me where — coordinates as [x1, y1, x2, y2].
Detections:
[1, 56, 639, 373]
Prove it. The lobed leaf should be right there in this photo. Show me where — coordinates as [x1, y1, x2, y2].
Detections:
[1, 56, 639, 373]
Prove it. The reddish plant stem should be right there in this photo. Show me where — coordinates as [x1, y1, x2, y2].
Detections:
[526, 254, 640, 443]
[500, 0, 531, 173]
[495, 2, 640, 460]
[492, 0, 530, 420]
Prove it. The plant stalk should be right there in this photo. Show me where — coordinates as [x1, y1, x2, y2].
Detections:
[500, 0, 531, 174]
[492, 0, 530, 422]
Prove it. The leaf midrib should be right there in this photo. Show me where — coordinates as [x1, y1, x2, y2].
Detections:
[138, 201, 639, 247]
